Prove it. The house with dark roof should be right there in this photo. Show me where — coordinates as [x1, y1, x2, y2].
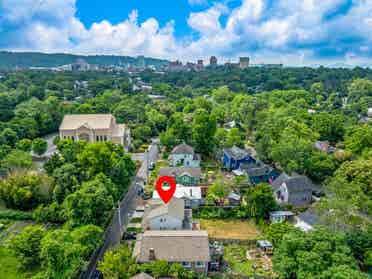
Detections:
[295, 208, 321, 232]
[158, 167, 201, 186]
[271, 173, 318, 207]
[133, 230, 210, 274]
[240, 161, 279, 185]
[222, 146, 256, 171]
[228, 192, 241, 206]
[169, 144, 201, 167]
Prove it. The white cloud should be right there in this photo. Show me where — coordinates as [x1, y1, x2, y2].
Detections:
[187, 3, 227, 35]
[0, 0, 372, 66]
[188, 0, 208, 6]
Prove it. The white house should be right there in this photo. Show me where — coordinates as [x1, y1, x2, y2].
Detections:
[271, 173, 318, 207]
[153, 185, 202, 209]
[169, 144, 200, 167]
[143, 198, 185, 230]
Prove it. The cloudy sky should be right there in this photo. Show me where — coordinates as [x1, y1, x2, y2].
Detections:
[1, 0, 372, 66]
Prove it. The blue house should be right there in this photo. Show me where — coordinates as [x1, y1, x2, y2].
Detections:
[222, 146, 256, 171]
[241, 161, 280, 185]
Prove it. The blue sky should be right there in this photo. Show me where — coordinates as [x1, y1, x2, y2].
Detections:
[1, 0, 372, 66]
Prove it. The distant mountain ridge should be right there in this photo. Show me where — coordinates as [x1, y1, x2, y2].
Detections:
[0, 51, 169, 69]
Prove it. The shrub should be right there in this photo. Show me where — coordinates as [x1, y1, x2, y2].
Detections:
[8, 225, 46, 268]
[0, 209, 33, 220]
[0, 171, 54, 210]
[32, 138, 47, 156]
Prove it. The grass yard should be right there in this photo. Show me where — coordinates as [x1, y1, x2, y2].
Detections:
[0, 220, 42, 278]
[199, 219, 261, 240]
[0, 247, 40, 279]
[0, 199, 6, 209]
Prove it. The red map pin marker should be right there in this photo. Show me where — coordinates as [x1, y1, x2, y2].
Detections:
[156, 176, 176, 204]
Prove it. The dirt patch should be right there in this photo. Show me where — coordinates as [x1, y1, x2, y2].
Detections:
[200, 219, 261, 240]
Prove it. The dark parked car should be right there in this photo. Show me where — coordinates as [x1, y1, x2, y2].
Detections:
[123, 231, 137, 240]
[148, 162, 155, 170]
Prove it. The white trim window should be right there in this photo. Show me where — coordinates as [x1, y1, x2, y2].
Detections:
[196, 261, 205, 268]
[182, 262, 191, 268]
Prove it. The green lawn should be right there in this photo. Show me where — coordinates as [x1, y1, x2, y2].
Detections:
[0, 220, 41, 279]
[0, 199, 6, 209]
[0, 247, 40, 279]
[0, 247, 24, 279]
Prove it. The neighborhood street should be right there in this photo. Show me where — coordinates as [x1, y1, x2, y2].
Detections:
[83, 142, 159, 279]
[133, 142, 159, 182]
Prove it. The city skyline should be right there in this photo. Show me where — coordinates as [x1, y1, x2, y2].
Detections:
[1, 0, 372, 67]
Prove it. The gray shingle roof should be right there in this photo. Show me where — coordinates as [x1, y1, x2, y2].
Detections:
[146, 198, 184, 220]
[223, 146, 250, 160]
[134, 230, 210, 263]
[243, 162, 273, 177]
[271, 173, 290, 190]
[159, 167, 202, 178]
[171, 144, 194, 155]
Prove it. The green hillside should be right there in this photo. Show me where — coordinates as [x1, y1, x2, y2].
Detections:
[0, 51, 169, 69]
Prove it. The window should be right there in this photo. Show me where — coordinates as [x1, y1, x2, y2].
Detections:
[196, 261, 204, 268]
[71, 136, 75, 141]
[182, 262, 191, 268]
[96, 136, 99, 142]
[104, 135, 107, 141]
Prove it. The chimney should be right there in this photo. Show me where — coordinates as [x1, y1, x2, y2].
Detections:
[149, 248, 155, 261]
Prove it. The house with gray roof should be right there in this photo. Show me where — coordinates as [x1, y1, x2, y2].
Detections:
[271, 173, 318, 207]
[240, 160, 279, 185]
[158, 167, 202, 186]
[222, 146, 256, 170]
[133, 230, 210, 274]
[142, 198, 188, 230]
[169, 144, 201, 167]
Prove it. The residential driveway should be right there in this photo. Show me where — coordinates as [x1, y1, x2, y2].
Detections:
[43, 133, 58, 158]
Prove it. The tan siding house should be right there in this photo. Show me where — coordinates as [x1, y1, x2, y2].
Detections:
[133, 230, 210, 274]
[59, 114, 131, 151]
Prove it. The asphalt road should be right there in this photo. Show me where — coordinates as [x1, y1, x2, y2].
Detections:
[132, 142, 159, 182]
[84, 142, 159, 279]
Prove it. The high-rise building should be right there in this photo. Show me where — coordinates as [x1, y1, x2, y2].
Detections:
[197, 59, 204, 71]
[137, 55, 146, 68]
[210, 56, 217, 67]
[239, 57, 250, 69]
